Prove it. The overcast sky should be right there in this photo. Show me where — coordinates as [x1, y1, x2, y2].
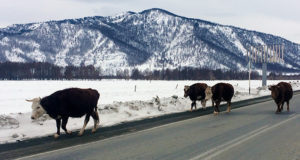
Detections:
[0, 0, 299, 43]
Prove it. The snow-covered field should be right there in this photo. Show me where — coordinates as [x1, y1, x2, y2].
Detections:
[0, 80, 299, 144]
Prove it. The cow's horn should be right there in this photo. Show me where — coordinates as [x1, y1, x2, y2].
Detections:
[26, 99, 35, 102]
[26, 98, 40, 102]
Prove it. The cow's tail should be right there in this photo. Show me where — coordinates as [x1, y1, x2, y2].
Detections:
[95, 91, 100, 112]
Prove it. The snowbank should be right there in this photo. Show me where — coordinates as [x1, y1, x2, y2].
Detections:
[0, 80, 299, 144]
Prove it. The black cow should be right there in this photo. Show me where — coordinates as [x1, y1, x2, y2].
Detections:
[184, 83, 208, 111]
[27, 88, 100, 138]
[268, 82, 293, 113]
[205, 83, 234, 115]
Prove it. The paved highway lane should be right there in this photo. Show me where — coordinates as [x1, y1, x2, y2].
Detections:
[18, 94, 300, 160]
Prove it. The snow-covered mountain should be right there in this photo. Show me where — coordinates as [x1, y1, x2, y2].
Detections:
[0, 8, 300, 75]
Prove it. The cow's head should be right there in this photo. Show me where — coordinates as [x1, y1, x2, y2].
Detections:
[184, 85, 190, 98]
[268, 85, 280, 99]
[201, 100, 207, 108]
[205, 86, 213, 100]
[26, 97, 46, 120]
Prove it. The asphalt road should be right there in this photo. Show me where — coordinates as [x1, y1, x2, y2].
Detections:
[17, 94, 300, 160]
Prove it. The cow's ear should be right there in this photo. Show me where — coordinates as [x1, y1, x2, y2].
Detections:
[184, 85, 190, 90]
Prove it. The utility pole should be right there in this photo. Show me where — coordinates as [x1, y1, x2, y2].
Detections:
[262, 62, 267, 87]
[248, 47, 252, 95]
[248, 60, 251, 95]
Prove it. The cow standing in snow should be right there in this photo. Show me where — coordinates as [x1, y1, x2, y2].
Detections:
[205, 83, 234, 115]
[27, 88, 100, 138]
[184, 83, 208, 111]
[268, 82, 293, 113]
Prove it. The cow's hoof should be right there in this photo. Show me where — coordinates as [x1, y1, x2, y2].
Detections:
[275, 111, 280, 114]
[92, 128, 97, 133]
[202, 107, 206, 110]
[213, 111, 219, 115]
[78, 132, 84, 136]
[226, 110, 231, 113]
[66, 131, 72, 134]
[54, 134, 60, 139]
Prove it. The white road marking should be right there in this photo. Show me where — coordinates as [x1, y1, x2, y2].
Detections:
[189, 114, 299, 160]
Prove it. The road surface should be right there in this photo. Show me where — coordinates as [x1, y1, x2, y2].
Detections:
[17, 94, 300, 160]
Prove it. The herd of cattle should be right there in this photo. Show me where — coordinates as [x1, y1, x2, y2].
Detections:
[184, 82, 234, 115]
[26, 82, 293, 138]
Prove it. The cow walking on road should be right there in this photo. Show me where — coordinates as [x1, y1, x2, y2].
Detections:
[205, 83, 234, 115]
[27, 88, 100, 138]
[184, 83, 208, 111]
[268, 82, 293, 113]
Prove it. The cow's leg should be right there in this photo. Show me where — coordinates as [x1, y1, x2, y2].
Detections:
[216, 101, 221, 112]
[213, 106, 218, 115]
[226, 101, 231, 113]
[214, 101, 220, 115]
[91, 111, 100, 133]
[211, 99, 217, 115]
[191, 101, 196, 111]
[276, 103, 281, 114]
[62, 116, 71, 135]
[287, 101, 290, 112]
[79, 114, 90, 136]
[201, 100, 207, 109]
[212, 100, 218, 115]
[280, 102, 284, 111]
[54, 119, 61, 139]
[279, 101, 284, 112]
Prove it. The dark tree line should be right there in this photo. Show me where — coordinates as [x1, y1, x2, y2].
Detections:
[129, 68, 261, 80]
[268, 72, 300, 80]
[0, 62, 299, 80]
[0, 62, 100, 80]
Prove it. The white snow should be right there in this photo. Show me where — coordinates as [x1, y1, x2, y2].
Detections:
[111, 11, 133, 23]
[27, 49, 46, 62]
[0, 80, 299, 144]
[55, 49, 68, 67]
[4, 50, 26, 62]
[18, 40, 40, 48]
[29, 23, 42, 30]
[0, 37, 9, 46]
[233, 39, 247, 56]
[219, 26, 248, 58]
[253, 35, 265, 45]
